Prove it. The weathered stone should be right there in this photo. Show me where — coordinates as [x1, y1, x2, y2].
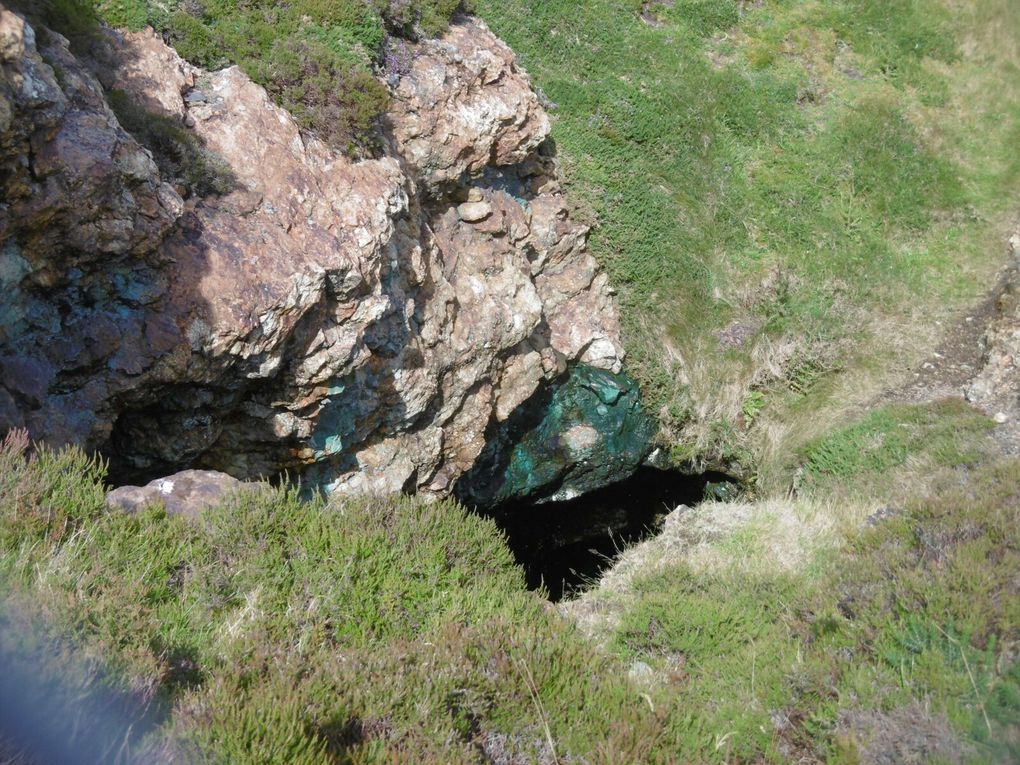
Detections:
[106, 469, 252, 519]
[387, 18, 550, 190]
[0, 9, 630, 505]
[457, 365, 657, 506]
[103, 26, 194, 119]
[457, 201, 492, 222]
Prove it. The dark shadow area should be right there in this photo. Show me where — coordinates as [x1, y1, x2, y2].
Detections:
[453, 360, 557, 508]
[489, 467, 736, 601]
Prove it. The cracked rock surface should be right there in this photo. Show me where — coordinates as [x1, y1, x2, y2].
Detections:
[0, 8, 636, 502]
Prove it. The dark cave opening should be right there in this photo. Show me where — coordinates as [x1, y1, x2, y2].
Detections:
[486, 467, 736, 602]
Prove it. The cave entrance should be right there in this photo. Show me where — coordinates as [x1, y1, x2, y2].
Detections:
[487, 467, 735, 601]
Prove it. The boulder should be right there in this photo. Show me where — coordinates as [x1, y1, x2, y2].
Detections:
[457, 365, 657, 506]
[106, 469, 252, 519]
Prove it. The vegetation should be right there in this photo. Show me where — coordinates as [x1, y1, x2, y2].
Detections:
[475, 0, 1020, 478]
[566, 397, 1018, 762]
[2, 0, 1019, 762]
[2, 395, 1018, 762]
[799, 398, 995, 489]
[606, 456, 1020, 763]
[15, 0, 471, 152]
[0, 433, 660, 762]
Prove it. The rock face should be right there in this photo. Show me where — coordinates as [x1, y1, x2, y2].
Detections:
[106, 469, 252, 519]
[0, 7, 646, 504]
[966, 232, 1020, 420]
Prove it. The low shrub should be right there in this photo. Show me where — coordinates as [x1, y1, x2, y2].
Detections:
[108, 89, 235, 196]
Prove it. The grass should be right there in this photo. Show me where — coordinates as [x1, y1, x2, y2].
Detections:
[799, 398, 996, 489]
[473, 0, 1020, 477]
[3, 396, 1017, 762]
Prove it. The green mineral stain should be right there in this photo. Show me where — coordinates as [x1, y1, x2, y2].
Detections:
[309, 379, 355, 458]
[459, 364, 657, 506]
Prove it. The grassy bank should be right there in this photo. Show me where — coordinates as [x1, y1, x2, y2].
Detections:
[474, 0, 1020, 480]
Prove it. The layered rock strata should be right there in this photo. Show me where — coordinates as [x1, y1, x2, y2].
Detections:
[0, 6, 647, 502]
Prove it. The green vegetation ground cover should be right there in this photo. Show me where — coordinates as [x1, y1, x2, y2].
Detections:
[474, 0, 1020, 478]
[2, 397, 1018, 762]
[19, 0, 471, 151]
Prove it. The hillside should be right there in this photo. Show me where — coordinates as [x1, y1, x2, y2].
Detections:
[1, 0, 1019, 763]
[479, 0, 1020, 484]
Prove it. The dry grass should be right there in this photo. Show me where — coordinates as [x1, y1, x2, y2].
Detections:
[562, 492, 874, 645]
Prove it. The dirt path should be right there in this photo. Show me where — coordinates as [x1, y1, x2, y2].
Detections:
[883, 227, 1020, 454]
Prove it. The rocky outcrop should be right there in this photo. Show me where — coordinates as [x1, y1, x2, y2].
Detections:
[0, 7, 646, 504]
[966, 231, 1020, 421]
[106, 469, 253, 519]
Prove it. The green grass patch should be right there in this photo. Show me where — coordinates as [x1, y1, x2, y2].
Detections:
[799, 398, 994, 487]
[474, 0, 1020, 472]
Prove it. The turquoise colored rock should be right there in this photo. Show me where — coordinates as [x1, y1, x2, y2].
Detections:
[457, 364, 657, 507]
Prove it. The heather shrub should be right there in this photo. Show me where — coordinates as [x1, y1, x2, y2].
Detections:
[128, 0, 468, 150]
[254, 35, 390, 153]
[373, 0, 473, 38]
[9, 0, 468, 152]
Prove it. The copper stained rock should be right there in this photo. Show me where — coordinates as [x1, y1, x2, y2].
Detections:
[0, 8, 625, 499]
